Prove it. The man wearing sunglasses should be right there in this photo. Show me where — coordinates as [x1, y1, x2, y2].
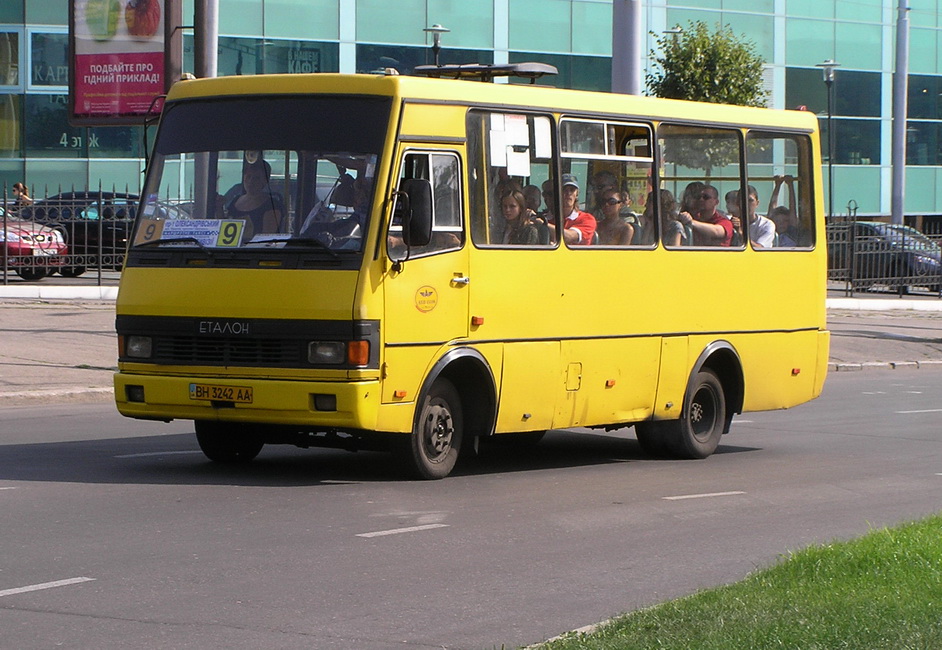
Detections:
[677, 184, 733, 247]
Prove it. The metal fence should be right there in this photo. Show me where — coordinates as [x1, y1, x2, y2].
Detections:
[1, 187, 136, 284]
[826, 216, 942, 297]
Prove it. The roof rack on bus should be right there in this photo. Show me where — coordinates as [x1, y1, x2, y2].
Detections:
[412, 62, 558, 84]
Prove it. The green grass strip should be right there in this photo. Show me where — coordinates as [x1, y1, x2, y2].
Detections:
[538, 514, 942, 649]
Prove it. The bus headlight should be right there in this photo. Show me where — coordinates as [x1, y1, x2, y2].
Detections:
[126, 335, 153, 359]
[309, 341, 345, 364]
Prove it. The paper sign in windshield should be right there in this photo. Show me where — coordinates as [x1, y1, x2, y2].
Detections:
[134, 218, 244, 247]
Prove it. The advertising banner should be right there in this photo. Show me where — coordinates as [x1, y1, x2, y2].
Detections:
[69, 0, 171, 125]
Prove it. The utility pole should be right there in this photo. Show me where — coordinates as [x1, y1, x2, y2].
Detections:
[891, 0, 910, 225]
[193, 0, 219, 216]
[611, 0, 642, 95]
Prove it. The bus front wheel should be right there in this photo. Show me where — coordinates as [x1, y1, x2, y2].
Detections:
[195, 421, 264, 463]
[402, 378, 463, 480]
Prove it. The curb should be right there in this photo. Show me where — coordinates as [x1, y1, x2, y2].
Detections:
[827, 359, 942, 372]
[0, 286, 119, 300]
[827, 297, 942, 312]
[0, 387, 113, 407]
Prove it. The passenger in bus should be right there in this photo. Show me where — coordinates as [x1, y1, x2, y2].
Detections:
[499, 190, 541, 245]
[680, 181, 707, 216]
[635, 189, 685, 246]
[225, 159, 284, 238]
[676, 184, 733, 246]
[767, 175, 805, 246]
[538, 179, 558, 244]
[595, 188, 633, 245]
[523, 185, 542, 214]
[559, 174, 597, 246]
[726, 186, 775, 248]
[589, 170, 618, 217]
[770, 206, 799, 247]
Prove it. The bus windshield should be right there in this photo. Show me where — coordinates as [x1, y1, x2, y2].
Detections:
[130, 95, 391, 258]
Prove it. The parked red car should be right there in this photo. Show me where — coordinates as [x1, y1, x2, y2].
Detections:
[1, 209, 68, 281]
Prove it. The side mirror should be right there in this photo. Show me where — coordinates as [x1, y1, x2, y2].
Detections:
[400, 178, 432, 247]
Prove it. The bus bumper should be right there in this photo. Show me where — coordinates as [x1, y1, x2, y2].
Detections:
[114, 371, 382, 429]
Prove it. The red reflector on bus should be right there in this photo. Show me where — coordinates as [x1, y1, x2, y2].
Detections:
[791, 368, 801, 375]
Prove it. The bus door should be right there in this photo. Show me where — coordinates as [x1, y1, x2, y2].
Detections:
[383, 149, 469, 398]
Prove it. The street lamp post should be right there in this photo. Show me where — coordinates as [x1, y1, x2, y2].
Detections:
[424, 24, 450, 67]
[817, 59, 840, 219]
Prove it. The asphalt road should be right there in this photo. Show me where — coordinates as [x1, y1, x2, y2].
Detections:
[2, 368, 941, 649]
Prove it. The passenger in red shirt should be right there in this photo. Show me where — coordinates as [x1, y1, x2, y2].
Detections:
[677, 184, 733, 247]
[559, 173, 597, 246]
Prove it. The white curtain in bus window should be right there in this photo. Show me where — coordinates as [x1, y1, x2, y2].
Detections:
[745, 132, 815, 249]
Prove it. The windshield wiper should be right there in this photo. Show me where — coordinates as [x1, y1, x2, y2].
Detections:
[135, 237, 212, 254]
[249, 236, 340, 258]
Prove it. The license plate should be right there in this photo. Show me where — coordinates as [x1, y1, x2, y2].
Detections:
[32, 248, 57, 256]
[189, 383, 253, 403]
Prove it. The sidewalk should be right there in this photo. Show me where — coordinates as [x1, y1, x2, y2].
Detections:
[1, 293, 941, 407]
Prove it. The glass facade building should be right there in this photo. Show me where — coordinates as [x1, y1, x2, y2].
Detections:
[2, 0, 942, 217]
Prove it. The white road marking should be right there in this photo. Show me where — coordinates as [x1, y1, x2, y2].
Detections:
[896, 409, 942, 414]
[0, 577, 96, 598]
[0, 487, 16, 491]
[663, 491, 745, 501]
[356, 524, 450, 538]
[115, 451, 203, 458]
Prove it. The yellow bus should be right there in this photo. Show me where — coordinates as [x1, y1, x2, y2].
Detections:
[114, 64, 829, 479]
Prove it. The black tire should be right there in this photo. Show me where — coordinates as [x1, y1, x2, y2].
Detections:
[15, 268, 48, 281]
[666, 368, 726, 459]
[195, 421, 264, 463]
[59, 266, 87, 278]
[402, 378, 463, 480]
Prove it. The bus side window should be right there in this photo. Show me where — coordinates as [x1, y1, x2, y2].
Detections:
[745, 132, 815, 249]
[467, 111, 555, 247]
[388, 151, 464, 258]
[658, 124, 741, 248]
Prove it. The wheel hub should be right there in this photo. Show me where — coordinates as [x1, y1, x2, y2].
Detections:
[423, 404, 453, 457]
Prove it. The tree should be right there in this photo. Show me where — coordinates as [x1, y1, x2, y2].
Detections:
[646, 21, 768, 107]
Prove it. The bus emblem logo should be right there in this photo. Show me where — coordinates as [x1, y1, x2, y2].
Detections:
[415, 286, 438, 313]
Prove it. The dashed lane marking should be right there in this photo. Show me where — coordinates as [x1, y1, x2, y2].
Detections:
[356, 524, 450, 538]
[0, 577, 96, 598]
[663, 491, 746, 501]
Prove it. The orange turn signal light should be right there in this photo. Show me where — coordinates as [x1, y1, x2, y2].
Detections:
[347, 341, 370, 366]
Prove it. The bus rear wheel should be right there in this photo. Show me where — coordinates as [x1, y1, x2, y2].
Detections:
[636, 369, 725, 460]
[402, 378, 463, 480]
[671, 369, 725, 459]
[195, 421, 264, 463]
